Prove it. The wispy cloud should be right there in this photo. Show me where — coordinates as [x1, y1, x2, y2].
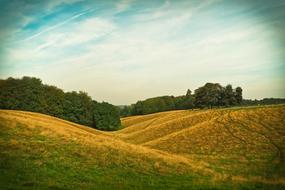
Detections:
[16, 8, 94, 44]
[37, 17, 116, 51]
[116, 0, 134, 12]
[1, 0, 284, 104]
[46, 0, 83, 11]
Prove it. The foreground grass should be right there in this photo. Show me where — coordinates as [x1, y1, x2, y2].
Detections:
[0, 121, 218, 190]
[0, 106, 285, 189]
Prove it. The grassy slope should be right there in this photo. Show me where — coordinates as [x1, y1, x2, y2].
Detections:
[0, 105, 285, 189]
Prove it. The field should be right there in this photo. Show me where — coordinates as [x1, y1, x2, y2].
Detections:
[0, 105, 285, 189]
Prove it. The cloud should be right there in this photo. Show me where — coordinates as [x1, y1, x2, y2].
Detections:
[116, 0, 134, 12]
[46, 0, 83, 11]
[41, 17, 116, 49]
[198, 30, 251, 46]
[16, 8, 94, 44]
[1, 0, 284, 104]
[5, 16, 116, 65]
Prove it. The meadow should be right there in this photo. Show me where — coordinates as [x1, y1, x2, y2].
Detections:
[0, 105, 285, 189]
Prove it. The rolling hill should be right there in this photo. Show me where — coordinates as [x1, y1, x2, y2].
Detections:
[0, 105, 285, 189]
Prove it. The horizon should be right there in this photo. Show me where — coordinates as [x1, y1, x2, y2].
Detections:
[0, 0, 284, 105]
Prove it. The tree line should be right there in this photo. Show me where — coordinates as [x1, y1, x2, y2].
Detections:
[2, 77, 283, 126]
[120, 82, 285, 117]
[120, 83, 243, 116]
[0, 77, 121, 131]
[242, 98, 285, 106]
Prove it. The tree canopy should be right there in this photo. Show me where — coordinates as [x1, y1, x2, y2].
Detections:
[120, 82, 244, 116]
[0, 76, 121, 131]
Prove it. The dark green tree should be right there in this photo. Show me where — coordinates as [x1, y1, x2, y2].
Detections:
[186, 89, 192, 97]
[194, 83, 223, 108]
[93, 101, 121, 131]
[222, 84, 237, 106]
[121, 83, 245, 116]
[0, 76, 121, 130]
[235, 87, 243, 104]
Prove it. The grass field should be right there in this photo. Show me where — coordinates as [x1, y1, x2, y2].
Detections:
[0, 105, 285, 189]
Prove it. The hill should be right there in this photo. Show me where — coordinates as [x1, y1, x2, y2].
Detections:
[1, 105, 285, 189]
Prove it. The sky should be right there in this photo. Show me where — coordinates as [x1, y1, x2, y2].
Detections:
[0, 0, 284, 105]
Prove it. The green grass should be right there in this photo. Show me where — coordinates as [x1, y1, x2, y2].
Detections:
[0, 121, 213, 190]
[0, 112, 285, 190]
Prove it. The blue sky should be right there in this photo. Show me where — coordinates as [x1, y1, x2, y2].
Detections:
[0, 0, 284, 105]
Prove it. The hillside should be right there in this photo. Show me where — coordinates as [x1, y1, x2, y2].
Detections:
[1, 105, 285, 189]
[119, 106, 285, 183]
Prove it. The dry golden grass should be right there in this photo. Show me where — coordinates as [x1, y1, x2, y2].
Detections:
[1, 105, 285, 186]
[119, 105, 285, 184]
[116, 110, 226, 144]
[0, 110, 213, 176]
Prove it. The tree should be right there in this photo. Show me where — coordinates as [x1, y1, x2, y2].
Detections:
[182, 89, 194, 109]
[119, 106, 132, 117]
[223, 84, 237, 106]
[0, 76, 121, 131]
[194, 83, 223, 109]
[235, 87, 243, 104]
[120, 83, 245, 117]
[186, 89, 192, 97]
[93, 101, 121, 131]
